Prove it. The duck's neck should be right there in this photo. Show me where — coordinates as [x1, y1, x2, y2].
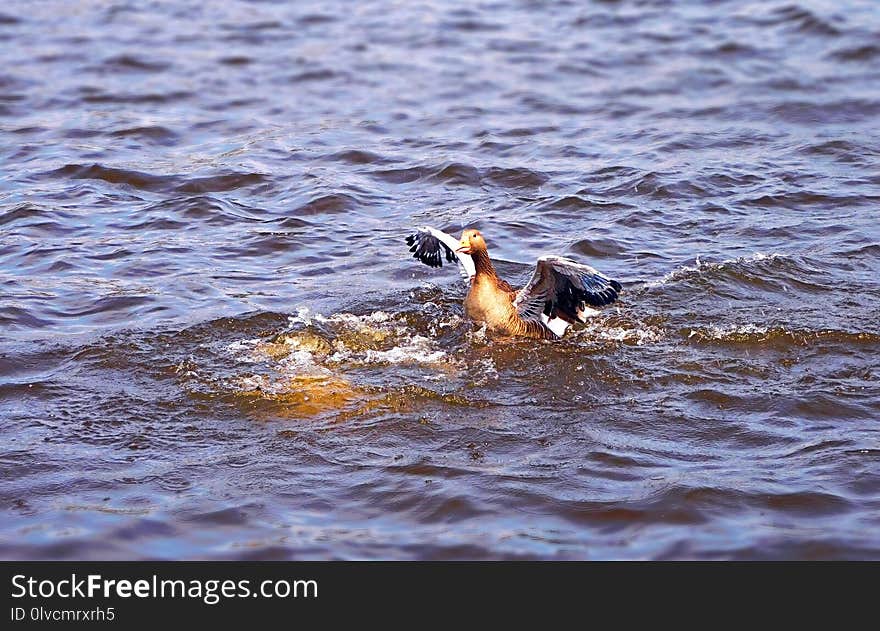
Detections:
[470, 248, 497, 279]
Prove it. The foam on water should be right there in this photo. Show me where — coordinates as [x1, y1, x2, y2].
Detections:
[330, 335, 448, 366]
[218, 309, 463, 401]
[688, 323, 771, 341]
[578, 322, 666, 346]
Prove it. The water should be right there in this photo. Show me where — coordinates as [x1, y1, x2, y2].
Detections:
[1, 0, 879, 559]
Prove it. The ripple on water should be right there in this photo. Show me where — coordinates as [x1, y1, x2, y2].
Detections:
[2, 0, 879, 560]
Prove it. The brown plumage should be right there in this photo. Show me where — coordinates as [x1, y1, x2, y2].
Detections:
[458, 230, 552, 339]
[406, 226, 623, 339]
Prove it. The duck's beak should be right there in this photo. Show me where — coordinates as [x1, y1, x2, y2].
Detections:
[456, 240, 471, 254]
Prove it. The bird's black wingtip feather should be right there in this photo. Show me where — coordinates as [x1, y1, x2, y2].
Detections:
[441, 243, 456, 263]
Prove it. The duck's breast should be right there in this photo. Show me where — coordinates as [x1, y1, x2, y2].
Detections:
[464, 278, 516, 328]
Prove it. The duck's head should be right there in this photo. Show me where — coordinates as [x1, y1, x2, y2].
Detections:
[456, 228, 486, 255]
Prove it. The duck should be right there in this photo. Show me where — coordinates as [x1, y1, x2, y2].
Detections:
[405, 227, 622, 339]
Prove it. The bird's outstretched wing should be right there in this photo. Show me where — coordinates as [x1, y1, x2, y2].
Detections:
[405, 226, 475, 281]
[514, 255, 622, 328]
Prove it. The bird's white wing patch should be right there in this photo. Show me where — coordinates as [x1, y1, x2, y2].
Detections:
[540, 313, 570, 338]
[405, 226, 475, 282]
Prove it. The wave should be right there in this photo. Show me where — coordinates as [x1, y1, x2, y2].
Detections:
[212, 309, 464, 406]
[573, 317, 665, 346]
[645, 252, 783, 288]
[686, 324, 880, 347]
[288, 308, 458, 366]
[42, 163, 269, 194]
[368, 162, 548, 189]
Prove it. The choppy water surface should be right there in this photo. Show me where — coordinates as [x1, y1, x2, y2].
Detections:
[2, 0, 879, 559]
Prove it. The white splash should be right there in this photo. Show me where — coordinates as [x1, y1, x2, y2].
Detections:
[470, 357, 499, 385]
[314, 310, 394, 326]
[360, 336, 447, 365]
[579, 322, 665, 345]
[287, 306, 314, 327]
[269, 310, 457, 369]
[688, 323, 771, 341]
[224, 338, 264, 362]
[277, 349, 332, 374]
